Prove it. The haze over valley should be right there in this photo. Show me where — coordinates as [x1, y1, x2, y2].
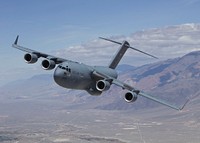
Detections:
[1, 0, 200, 142]
[1, 48, 200, 142]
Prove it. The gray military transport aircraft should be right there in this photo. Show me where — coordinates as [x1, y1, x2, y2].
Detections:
[12, 36, 188, 110]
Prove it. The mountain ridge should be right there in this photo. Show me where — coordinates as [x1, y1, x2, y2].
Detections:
[1, 50, 200, 110]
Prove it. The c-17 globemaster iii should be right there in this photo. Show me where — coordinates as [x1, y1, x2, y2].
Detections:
[12, 36, 189, 110]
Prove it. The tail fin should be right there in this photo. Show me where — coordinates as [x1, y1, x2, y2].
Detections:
[109, 40, 129, 69]
[99, 37, 158, 69]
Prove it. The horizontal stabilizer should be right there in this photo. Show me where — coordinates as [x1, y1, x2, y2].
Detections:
[99, 37, 158, 59]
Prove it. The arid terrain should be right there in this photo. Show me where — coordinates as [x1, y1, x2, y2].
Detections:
[1, 40, 200, 142]
[0, 97, 199, 143]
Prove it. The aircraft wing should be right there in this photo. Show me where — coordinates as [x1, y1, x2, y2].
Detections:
[12, 36, 67, 64]
[92, 70, 188, 110]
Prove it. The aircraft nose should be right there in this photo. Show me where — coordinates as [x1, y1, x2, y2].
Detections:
[53, 67, 64, 84]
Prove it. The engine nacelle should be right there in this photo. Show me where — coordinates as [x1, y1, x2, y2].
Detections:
[41, 59, 56, 70]
[24, 53, 38, 64]
[96, 80, 111, 91]
[124, 91, 138, 103]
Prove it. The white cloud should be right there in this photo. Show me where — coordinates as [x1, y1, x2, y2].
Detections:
[55, 23, 200, 66]
[55, 39, 116, 66]
[2, 23, 200, 86]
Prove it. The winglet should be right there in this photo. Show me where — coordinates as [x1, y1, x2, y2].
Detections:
[14, 35, 19, 45]
[178, 98, 190, 110]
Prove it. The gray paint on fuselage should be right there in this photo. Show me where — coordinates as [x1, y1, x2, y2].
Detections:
[54, 61, 92, 90]
[54, 61, 118, 93]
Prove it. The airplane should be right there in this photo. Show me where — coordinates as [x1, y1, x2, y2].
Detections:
[12, 36, 188, 110]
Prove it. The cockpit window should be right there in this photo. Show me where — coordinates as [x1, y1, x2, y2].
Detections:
[58, 65, 71, 73]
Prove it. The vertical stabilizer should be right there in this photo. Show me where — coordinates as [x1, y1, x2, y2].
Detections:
[109, 41, 129, 69]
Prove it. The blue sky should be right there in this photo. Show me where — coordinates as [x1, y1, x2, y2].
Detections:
[0, 0, 200, 86]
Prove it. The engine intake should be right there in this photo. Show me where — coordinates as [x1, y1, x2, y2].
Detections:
[24, 53, 38, 64]
[41, 59, 56, 70]
[96, 80, 111, 91]
[124, 91, 138, 103]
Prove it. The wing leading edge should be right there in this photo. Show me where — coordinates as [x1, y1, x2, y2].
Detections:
[92, 70, 188, 110]
[12, 35, 68, 64]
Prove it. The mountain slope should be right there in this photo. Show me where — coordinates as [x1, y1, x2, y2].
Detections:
[0, 50, 200, 110]
[99, 51, 200, 110]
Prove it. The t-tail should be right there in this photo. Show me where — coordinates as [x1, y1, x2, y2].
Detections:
[99, 37, 158, 69]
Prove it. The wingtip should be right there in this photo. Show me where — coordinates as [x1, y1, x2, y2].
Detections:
[14, 35, 19, 45]
[178, 98, 190, 111]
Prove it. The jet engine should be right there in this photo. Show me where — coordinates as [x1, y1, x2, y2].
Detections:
[96, 80, 111, 91]
[24, 53, 38, 63]
[124, 91, 138, 102]
[41, 59, 56, 70]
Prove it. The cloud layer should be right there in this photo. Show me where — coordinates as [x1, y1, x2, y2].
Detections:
[1, 23, 200, 86]
[55, 23, 200, 66]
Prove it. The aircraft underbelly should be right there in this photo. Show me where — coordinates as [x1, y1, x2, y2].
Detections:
[64, 75, 92, 89]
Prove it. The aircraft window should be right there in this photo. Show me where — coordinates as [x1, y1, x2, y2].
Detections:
[58, 65, 71, 73]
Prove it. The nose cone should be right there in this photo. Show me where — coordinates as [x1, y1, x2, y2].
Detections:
[53, 67, 64, 85]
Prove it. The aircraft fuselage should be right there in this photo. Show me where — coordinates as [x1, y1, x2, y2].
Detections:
[53, 61, 118, 95]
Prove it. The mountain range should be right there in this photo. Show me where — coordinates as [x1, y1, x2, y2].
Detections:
[1, 24, 200, 143]
[1, 50, 200, 111]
